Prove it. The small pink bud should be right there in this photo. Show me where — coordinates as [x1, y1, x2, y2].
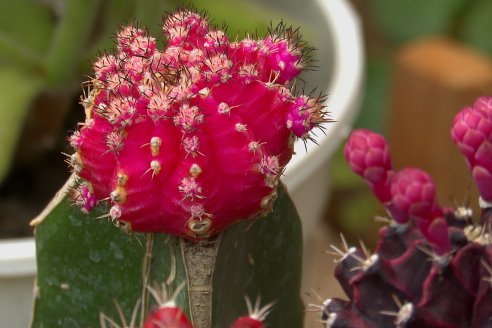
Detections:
[391, 168, 443, 221]
[344, 129, 393, 203]
[474, 95, 492, 118]
[391, 168, 450, 254]
[451, 99, 492, 202]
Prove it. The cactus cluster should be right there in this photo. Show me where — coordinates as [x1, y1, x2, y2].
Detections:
[68, 9, 326, 239]
[322, 96, 492, 327]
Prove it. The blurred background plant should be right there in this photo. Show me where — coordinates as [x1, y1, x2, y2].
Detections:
[0, 0, 315, 238]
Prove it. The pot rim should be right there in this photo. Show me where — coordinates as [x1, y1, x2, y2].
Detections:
[283, 0, 364, 190]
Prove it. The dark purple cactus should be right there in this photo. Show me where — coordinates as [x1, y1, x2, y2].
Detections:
[325, 104, 492, 327]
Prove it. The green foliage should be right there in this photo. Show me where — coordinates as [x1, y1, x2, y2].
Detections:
[32, 184, 303, 327]
[193, 0, 276, 37]
[0, 69, 42, 191]
[354, 59, 391, 134]
[459, 0, 492, 56]
[0, 0, 53, 70]
[43, 0, 102, 86]
[373, 0, 466, 44]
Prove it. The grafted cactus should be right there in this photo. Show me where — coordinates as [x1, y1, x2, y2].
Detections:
[322, 97, 492, 328]
[31, 8, 326, 328]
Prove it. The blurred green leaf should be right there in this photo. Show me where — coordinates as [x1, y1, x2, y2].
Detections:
[136, 0, 179, 38]
[0, 67, 42, 184]
[336, 188, 382, 246]
[373, 0, 466, 44]
[330, 145, 364, 189]
[86, 0, 178, 64]
[190, 0, 283, 38]
[0, 0, 54, 53]
[0, 0, 54, 70]
[354, 59, 392, 133]
[459, 0, 492, 56]
[44, 0, 102, 86]
[85, 0, 136, 66]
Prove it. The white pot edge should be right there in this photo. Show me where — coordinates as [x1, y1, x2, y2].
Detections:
[283, 0, 364, 190]
[0, 0, 364, 278]
[0, 238, 37, 277]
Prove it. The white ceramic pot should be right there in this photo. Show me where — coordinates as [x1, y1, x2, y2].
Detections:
[0, 0, 363, 326]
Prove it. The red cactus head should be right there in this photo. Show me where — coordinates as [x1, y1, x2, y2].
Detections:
[68, 10, 326, 239]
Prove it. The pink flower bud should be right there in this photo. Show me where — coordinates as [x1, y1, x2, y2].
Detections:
[391, 168, 442, 221]
[473, 96, 492, 118]
[344, 129, 393, 203]
[391, 168, 450, 254]
[451, 100, 492, 202]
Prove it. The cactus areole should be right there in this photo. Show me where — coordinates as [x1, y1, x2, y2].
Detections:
[69, 9, 326, 239]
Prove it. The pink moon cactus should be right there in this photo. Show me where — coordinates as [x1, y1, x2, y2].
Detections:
[69, 9, 326, 239]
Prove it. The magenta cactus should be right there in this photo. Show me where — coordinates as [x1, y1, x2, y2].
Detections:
[68, 9, 325, 239]
[324, 101, 492, 327]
